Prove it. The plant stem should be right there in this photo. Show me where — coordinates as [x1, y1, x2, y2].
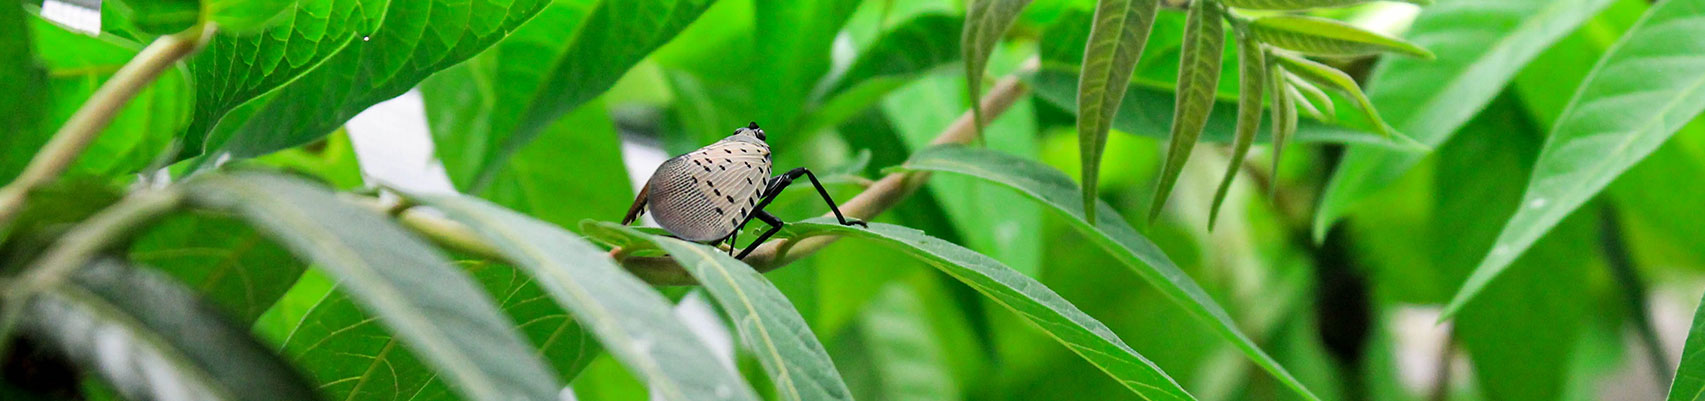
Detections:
[1599, 205, 1673, 386]
[0, 24, 213, 231]
[0, 188, 187, 357]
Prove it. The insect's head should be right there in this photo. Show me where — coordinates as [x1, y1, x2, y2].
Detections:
[735, 121, 766, 141]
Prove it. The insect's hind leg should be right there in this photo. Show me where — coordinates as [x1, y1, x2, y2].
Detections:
[750, 168, 867, 228]
[735, 211, 786, 260]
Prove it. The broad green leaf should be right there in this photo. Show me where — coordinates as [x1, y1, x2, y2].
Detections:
[1672, 289, 1705, 400]
[484, 0, 714, 191]
[1251, 15, 1434, 59]
[480, 103, 632, 229]
[1442, 0, 1705, 318]
[1149, 0, 1224, 220]
[585, 223, 854, 401]
[892, 146, 1322, 401]
[1273, 54, 1400, 141]
[128, 212, 305, 324]
[253, 129, 366, 190]
[403, 194, 759, 401]
[182, 171, 562, 401]
[280, 260, 601, 400]
[0, 0, 47, 183]
[833, 283, 963, 401]
[186, 0, 563, 163]
[18, 258, 321, 401]
[1458, 213, 1593, 401]
[1313, 0, 1618, 239]
[110, 0, 199, 34]
[788, 220, 1194, 400]
[963, 0, 1032, 136]
[420, 0, 598, 188]
[804, 13, 963, 133]
[206, 0, 294, 32]
[6, 17, 191, 181]
[1221, 0, 1429, 10]
[1077, 0, 1161, 221]
[753, 0, 859, 147]
[1209, 32, 1265, 229]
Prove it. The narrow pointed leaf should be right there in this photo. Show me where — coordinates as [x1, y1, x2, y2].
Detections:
[18, 258, 322, 401]
[1273, 54, 1400, 140]
[1077, 0, 1161, 220]
[1443, 0, 1705, 319]
[584, 223, 854, 401]
[402, 194, 760, 401]
[1150, 0, 1225, 220]
[787, 219, 1197, 401]
[1285, 84, 1328, 120]
[1251, 15, 1433, 59]
[963, 0, 1034, 136]
[182, 171, 562, 401]
[1670, 290, 1705, 401]
[892, 146, 1322, 401]
[1210, 32, 1266, 229]
[1283, 72, 1334, 117]
[1221, 0, 1429, 10]
[1311, 0, 1618, 240]
[1268, 62, 1296, 182]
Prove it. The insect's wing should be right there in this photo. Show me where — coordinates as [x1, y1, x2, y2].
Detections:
[645, 140, 772, 242]
[621, 181, 650, 225]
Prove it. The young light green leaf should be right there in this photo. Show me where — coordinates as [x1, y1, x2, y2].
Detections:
[182, 171, 562, 401]
[1273, 54, 1402, 141]
[787, 219, 1198, 401]
[1311, 0, 1617, 240]
[1442, 0, 1705, 319]
[281, 260, 602, 401]
[892, 146, 1322, 401]
[1221, 0, 1429, 10]
[110, 0, 199, 34]
[1285, 83, 1327, 120]
[1267, 62, 1296, 185]
[1283, 71, 1334, 117]
[1149, 0, 1225, 221]
[205, 0, 293, 32]
[402, 193, 759, 401]
[18, 258, 322, 401]
[1251, 15, 1434, 59]
[584, 223, 854, 401]
[963, 0, 1034, 136]
[1210, 31, 1266, 229]
[1078, 0, 1161, 221]
[128, 212, 305, 324]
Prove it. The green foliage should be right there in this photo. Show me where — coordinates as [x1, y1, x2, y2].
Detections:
[5, 1, 1705, 400]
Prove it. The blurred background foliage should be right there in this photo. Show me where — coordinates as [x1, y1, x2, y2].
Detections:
[3, 0, 1705, 400]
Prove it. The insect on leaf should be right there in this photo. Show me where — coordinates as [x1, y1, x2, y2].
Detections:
[963, 0, 1034, 137]
[1077, 0, 1161, 221]
[1149, 0, 1225, 221]
[1210, 29, 1266, 229]
[1251, 15, 1434, 59]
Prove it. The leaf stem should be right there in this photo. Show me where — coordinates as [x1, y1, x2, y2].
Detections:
[0, 188, 187, 357]
[0, 24, 213, 231]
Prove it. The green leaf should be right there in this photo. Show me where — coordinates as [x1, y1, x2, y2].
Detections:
[127, 212, 305, 324]
[0, 0, 48, 183]
[401, 193, 759, 401]
[963, 0, 1033, 136]
[892, 146, 1322, 401]
[753, 0, 860, 145]
[584, 223, 855, 401]
[280, 260, 601, 400]
[186, 0, 562, 163]
[111, 0, 200, 34]
[1458, 212, 1593, 401]
[1149, 0, 1224, 220]
[805, 13, 963, 132]
[1210, 31, 1265, 229]
[1221, 0, 1430, 9]
[1312, 0, 1617, 240]
[1442, 0, 1705, 318]
[834, 283, 964, 401]
[18, 258, 321, 401]
[1282, 71, 1334, 117]
[1251, 15, 1434, 59]
[206, 0, 294, 32]
[1672, 289, 1705, 400]
[182, 171, 562, 401]
[1272, 54, 1400, 141]
[786, 219, 1196, 400]
[1268, 62, 1298, 177]
[1077, 0, 1161, 221]
[484, 0, 715, 191]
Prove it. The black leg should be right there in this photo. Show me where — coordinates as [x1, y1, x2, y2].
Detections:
[736, 211, 786, 260]
[737, 167, 868, 229]
[726, 223, 740, 256]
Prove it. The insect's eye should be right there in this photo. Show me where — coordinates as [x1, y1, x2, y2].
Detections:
[756, 130, 766, 140]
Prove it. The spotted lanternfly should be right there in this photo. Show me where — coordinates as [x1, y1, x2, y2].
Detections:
[623, 122, 867, 259]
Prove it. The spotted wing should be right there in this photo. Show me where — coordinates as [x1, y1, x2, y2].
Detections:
[645, 140, 771, 242]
